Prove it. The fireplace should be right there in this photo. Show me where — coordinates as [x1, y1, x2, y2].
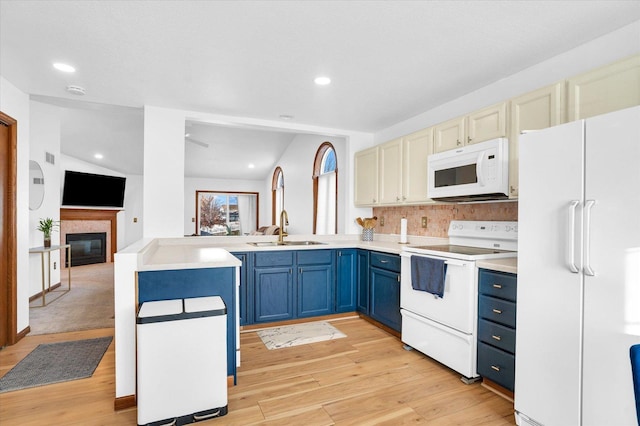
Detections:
[66, 232, 107, 267]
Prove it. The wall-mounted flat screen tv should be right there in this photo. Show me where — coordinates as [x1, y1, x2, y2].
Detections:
[62, 170, 126, 208]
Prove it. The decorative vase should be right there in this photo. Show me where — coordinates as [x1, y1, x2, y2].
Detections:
[362, 228, 374, 241]
[44, 237, 51, 248]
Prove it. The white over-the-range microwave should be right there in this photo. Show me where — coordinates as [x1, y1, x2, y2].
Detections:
[427, 137, 509, 202]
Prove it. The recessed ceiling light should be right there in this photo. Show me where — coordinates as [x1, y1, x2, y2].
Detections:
[53, 62, 76, 73]
[94, 153, 103, 159]
[248, 163, 255, 169]
[314, 76, 331, 85]
[279, 115, 294, 120]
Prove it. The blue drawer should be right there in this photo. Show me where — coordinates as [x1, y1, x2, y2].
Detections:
[254, 251, 294, 267]
[478, 319, 516, 354]
[297, 249, 332, 265]
[479, 269, 517, 302]
[369, 252, 400, 273]
[477, 341, 515, 391]
[479, 295, 516, 328]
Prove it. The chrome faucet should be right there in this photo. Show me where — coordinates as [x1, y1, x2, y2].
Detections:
[278, 209, 289, 243]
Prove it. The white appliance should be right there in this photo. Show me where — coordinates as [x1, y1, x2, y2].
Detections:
[137, 296, 228, 425]
[427, 137, 509, 202]
[515, 106, 640, 426]
[400, 220, 518, 381]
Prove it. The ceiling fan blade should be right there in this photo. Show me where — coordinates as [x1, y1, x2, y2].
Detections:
[185, 137, 210, 148]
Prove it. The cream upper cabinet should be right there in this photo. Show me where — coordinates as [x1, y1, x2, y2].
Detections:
[402, 128, 434, 204]
[433, 116, 465, 153]
[508, 82, 564, 198]
[433, 102, 507, 153]
[568, 55, 640, 121]
[378, 138, 403, 205]
[354, 146, 379, 207]
[467, 102, 507, 145]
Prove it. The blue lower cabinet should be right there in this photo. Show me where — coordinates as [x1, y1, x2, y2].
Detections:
[137, 267, 237, 382]
[336, 249, 357, 313]
[356, 250, 370, 315]
[369, 266, 401, 332]
[297, 264, 333, 317]
[254, 267, 294, 322]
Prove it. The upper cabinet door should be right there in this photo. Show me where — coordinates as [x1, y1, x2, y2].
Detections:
[378, 138, 403, 204]
[354, 146, 379, 206]
[402, 127, 433, 204]
[508, 83, 564, 198]
[568, 55, 640, 121]
[433, 116, 465, 153]
[467, 102, 507, 145]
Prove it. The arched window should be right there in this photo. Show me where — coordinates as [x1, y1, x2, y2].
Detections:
[272, 167, 284, 224]
[313, 142, 337, 234]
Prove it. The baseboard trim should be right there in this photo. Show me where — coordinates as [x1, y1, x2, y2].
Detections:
[15, 325, 31, 343]
[114, 395, 136, 411]
[241, 312, 358, 332]
[357, 314, 401, 338]
[481, 378, 514, 402]
[28, 282, 62, 302]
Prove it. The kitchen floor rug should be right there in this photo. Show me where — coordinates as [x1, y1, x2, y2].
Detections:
[0, 336, 112, 393]
[256, 321, 346, 350]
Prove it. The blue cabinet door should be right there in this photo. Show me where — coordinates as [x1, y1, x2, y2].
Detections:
[370, 266, 401, 332]
[254, 267, 294, 322]
[297, 264, 333, 318]
[357, 250, 370, 314]
[336, 249, 357, 313]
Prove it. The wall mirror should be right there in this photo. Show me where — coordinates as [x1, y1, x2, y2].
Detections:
[29, 160, 45, 210]
[196, 191, 259, 236]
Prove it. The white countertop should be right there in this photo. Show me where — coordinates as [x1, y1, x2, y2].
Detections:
[476, 257, 518, 274]
[133, 234, 448, 272]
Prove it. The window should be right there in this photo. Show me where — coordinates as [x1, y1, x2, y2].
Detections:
[272, 167, 284, 224]
[196, 191, 258, 236]
[313, 143, 337, 234]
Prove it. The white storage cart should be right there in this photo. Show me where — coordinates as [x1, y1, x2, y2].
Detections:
[137, 296, 228, 425]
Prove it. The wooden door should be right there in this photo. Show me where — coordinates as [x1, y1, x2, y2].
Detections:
[0, 111, 18, 347]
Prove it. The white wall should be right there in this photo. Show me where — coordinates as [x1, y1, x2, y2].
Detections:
[1, 76, 30, 334]
[143, 106, 186, 238]
[375, 21, 640, 144]
[29, 101, 62, 297]
[184, 177, 266, 236]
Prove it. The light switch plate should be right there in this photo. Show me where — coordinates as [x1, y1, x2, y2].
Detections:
[380, 216, 385, 226]
[421, 217, 428, 228]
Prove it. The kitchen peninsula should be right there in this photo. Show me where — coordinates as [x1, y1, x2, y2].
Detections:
[113, 233, 446, 408]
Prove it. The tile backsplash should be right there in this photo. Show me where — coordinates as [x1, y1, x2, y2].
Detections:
[372, 201, 518, 238]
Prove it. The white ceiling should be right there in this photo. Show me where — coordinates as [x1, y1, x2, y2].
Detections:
[2, 1, 640, 176]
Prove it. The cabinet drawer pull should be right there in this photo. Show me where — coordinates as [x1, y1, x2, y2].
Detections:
[492, 284, 502, 289]
[379, 260, 389, 263]
[491, 335, 502, 341]
[492, 308, 502, 314]
[491, 365, 501, 372]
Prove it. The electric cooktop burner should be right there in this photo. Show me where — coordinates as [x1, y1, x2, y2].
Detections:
[410, 245, 514, 256]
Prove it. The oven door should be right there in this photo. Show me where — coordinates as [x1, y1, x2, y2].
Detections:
[400, 252, 477, 334]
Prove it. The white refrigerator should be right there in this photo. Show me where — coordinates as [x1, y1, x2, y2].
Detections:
[515, 105, 640, 426]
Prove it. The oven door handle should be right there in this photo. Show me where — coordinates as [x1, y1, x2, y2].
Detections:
[401, 253, 468, 267]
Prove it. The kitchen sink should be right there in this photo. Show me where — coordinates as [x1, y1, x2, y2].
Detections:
[247, 240, 326, 247]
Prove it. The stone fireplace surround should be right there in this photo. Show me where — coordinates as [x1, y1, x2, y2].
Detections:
[60, 209, 119, 267]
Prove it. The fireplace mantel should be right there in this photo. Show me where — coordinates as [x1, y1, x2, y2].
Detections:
[60, 208, 119, 262]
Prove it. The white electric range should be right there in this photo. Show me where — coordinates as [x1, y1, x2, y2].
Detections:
[400, 220, 517, 382]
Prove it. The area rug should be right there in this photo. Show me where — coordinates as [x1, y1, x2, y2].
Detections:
[0, 336, 112, 393]
[257, 321, 346, 350]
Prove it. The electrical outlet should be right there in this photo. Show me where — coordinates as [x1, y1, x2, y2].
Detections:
[421, 217, 428, 228]
[192, 217, 195, 223]
[53, 262, 57, 270]
[133, 217, 138, 223]
[380, 216, 385, 226]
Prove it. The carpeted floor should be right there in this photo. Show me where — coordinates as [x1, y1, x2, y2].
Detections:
[29, 263, 115, 335]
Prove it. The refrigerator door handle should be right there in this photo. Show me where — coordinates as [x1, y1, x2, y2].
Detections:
[568, 200, 580, 273]
[584, 199, 596, 276]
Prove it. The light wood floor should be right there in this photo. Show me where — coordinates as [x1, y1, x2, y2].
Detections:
[0, 318, 516, 425]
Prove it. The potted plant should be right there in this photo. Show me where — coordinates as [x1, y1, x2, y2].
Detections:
[37, 218, 59, 248]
